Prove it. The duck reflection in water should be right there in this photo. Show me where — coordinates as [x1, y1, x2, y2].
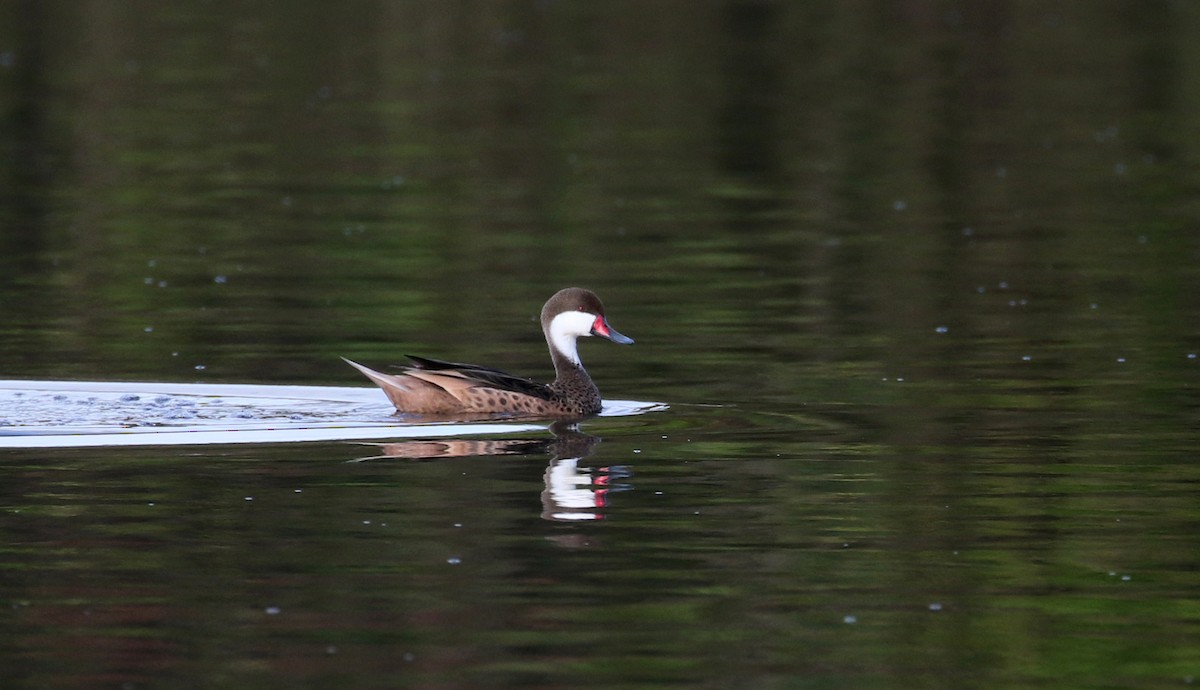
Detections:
[351, 422, 631, 522]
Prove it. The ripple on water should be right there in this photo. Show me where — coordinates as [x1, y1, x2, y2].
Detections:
[0, 380, 666, 448]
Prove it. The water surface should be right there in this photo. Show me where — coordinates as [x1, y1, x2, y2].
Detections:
[3, 3, 1200, 688]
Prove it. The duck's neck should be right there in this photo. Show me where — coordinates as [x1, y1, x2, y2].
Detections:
[548, 338, 601, 410]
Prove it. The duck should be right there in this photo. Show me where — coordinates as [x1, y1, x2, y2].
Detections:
[343, 287, 633, 418]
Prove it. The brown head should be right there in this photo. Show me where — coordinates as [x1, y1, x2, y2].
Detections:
[540, 288, 634, 370]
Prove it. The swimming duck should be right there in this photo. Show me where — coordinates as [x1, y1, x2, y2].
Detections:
[344, 287, 633, 418]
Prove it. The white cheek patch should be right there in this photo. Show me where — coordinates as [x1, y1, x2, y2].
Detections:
[548, 311, 597, 366]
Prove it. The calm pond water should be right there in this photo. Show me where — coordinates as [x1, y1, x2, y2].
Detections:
[3, 2, 1200, 688]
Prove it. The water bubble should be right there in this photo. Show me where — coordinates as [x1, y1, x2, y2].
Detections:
[1022, 355, 1033, 361]
[935, 326, 949, 334]
[843, 615, 857, 624]
[1188, 353, 1197, 360]
[447, 557, 462, 565]
[961, 227, 973, 237]
[264, 606, 281, 615]
[244, 496, 254, 502]
[892, 200, 907, 211]
[194, 364, 207, 371]
[1116, 357, 1126, 363]
[998, 281, 1009, 289]
[928, 602, 943, 612]
[213, 275, 227, 284]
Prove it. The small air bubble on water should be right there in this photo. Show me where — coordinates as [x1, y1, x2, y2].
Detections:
[194, 364, 206, 371]
[264, 606, 280, 615]
[935, 326, 948, 334]
[447, 557, 462, 565]
[843, 615, 857, 624]
[929, 602, 943, 612]
[892, 200, 907, 211]
[213, 275, 227, 284]
[1022, 355, 1033, 361]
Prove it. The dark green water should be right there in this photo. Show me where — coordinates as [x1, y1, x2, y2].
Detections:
[3, 2, 1200, 688]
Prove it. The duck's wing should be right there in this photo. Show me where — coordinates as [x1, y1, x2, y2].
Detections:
[403, 355, 555, 401]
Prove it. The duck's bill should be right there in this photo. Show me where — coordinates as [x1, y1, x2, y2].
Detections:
[591, 316, 634, 345]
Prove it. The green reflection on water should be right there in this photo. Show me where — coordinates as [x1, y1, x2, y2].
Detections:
[3, 1, 1200, 688]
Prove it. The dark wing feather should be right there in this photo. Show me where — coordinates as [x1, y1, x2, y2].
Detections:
[403, 355, 555, 401]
